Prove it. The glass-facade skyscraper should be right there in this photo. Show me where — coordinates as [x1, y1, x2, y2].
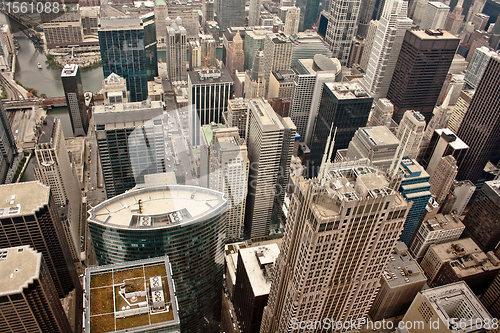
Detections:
[98, 14, 157, 102]
[61, 64, 88, 136]
[88, 185, 227, 333]
[0, 101, 16, 184]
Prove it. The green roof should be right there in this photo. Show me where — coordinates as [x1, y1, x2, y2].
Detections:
[201, 123, 225, 144]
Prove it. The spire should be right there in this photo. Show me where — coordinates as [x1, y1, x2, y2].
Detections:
[318, 124, 336, 185]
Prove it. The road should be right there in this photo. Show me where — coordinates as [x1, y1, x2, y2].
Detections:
[221, 293, 239, 333]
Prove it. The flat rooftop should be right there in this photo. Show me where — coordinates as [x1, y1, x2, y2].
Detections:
[99, 17, 142, 29]
[0, 181, 49, 217]
[0, 246, 41, 297]
[325, 81, 371, 100]
[411, 29, 458, 41]
[249, 98, 282, 127]
[61, 64, 79, 77]
[239, 244, 280, 296]
[435, 128, 469, 150]
[88, 185, 226, 228]
[383, 242, 427, 288]
[85, 256, 180, 333]
[361, 126, 400, 147]
[423, 213, 465, 232]
[188, 69, 233, 85]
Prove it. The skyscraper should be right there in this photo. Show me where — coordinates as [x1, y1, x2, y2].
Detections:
[249, 0, 262, 26]
[99, 15, 158, 102]
[225, 99, 249, 140]
[188, 69, 234, 146]
[456, 54, 500, 184]
[87, 185, 227, 333]
[387, 29, 459, 123]
[262, 33, 294, 99]
[284, 6, 300, 36]
[359, 20, 379, 71]
[209, 127, 249, 241]
[362, 0, 413, 99]
[214, 0, 245, 31]
[367, 97, 394, 128]
[0, 101, 16, 184]
[260, 160, 411, 332]
[61, 64, 88, 137]
[309, 81, 373, 169]
[464, 46, 498, 89]
[166, 17, 187, 83]
[0, 181, 80, 298]
[420, 1, 450, 30]
[295, 0, 324, 30]
[461, 180, 500, 252]
[448, 90, 474, 133]
[0, 246, 73, 333]
[245, 99, 294, 239]
[34, 117, 82, 261]
[324, 0, 361, 65]
[429, 155, 458, 203]
[357, 0, 378, 38]
[244, 28, 269, 70]
[395, 110, 426, 160]
[244, 50, 266, 99]
[444, 4, 464, 34]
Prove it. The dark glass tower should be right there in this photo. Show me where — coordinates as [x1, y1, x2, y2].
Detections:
[98, 14, 157, 102]
[214, 0, 245, 31]
[61, 64, 88, 137]
[387, 29, 459, 124]
[0, 101, 16, 184]
[456, 54, 500, 184]
[309, 81, 373, 170]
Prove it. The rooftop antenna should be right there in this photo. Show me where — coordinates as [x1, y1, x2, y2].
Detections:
[318, 124, 336, 185]
[389, 126, 411, 180]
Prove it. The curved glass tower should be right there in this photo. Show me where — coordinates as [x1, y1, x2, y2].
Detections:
[88, 185, 227, 333]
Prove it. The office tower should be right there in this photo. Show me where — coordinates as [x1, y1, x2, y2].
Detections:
[0, 182, 80, 298]
[249, 0, 262, 26]
[367, 98, 394, 128]
[400, 281, 493, 333]
[309, 82, 373, 168]
[388, 30, 459, 124]
[43, 11, 84, 48]
[357, 0, 378, 38]
[444, 5, 464, 34]
[33, 117, 82, 261]
[102, 72, 129, 104]
[289, 56, 342, 141]
[226, 33, 245, 76]
[233, 244, 279, 333]
[464, 46, 498, 89]
[420, 238, 500, 293]
[93, 101, 164, 197]
[421, 128, 468, 176]
[268, 70, 295, 99]
[340, 126, 400, 170]
[409, 213, 464, 261]
[456, 54, 500, 184]
[262, 33, 294, 99]
[369, 242, 427, 321]
[84, 256, 180, 333]
[244, 28, 271, 70]
[429, 155, 458, 203]
[214, 0, 245, 31]
[99, 15, 157, 102]
[472, 12, 490, 30]
[88, 185, 226, 332]
[284, 6, 300, 35]
[225, 99, 249, 140]
[154, 0, 168, 43]
[398, 158, 432, 245]
[461, 180, 500, 252]
[481, 272, 500, 318]
[362, 0, 413, 99]
[395, 110, 426, 160]
[411, 0, 428, 26]
[348, 36, 365, 67]
[188, 69, 233, 146]
[245, 99, 292, 239]
[0, 102, 16, 184]
[359, 20, 379, 71]
[166, 17, 187, 83]
[420, 2, 450, 29]
[209, 127, 249, 241]
[466, 0, 486, 22]
[244, 50, 266, 99]
[324, 0, 361, 65]
[61, 64, 88, 137]
[295, 0, 324, 30]
[0, 246, 73, 333]
[260, 160, 412, 333]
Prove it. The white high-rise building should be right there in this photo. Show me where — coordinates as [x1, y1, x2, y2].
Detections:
[249, 0, 262, 26]
[245, 98, 295, 239]
[464, 46, 499, 89]
[396, 110, 426, 160]
[284, 6, 300, 36]
[209, 127, 249, 241]
[262, 33, 294, 99]
[362, 0, 413, 99]
[420, 1, 449, 30]
[411, 0, 428, 27]
[34, 117, 82, 260]
[359, 20, 379, 71]
[260, 159, 411, 333]
[324, 0, 361, 66]
[166, 17, 187, 83]
[368, 98, 394, 128]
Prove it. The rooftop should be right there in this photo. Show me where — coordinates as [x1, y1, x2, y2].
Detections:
[411, 29, 458, 40]
[61, 64, 79, 77]
[400, 158, 429, 179]
[88, 185, 226, 228]
[0, 181, 49, 218]
[85, 256, 180, 333]
[420, 281, 492, 331]
[324, 81, 371, 100]
[361, 126, 400, 147]
[434, 128, 469, 150]
[239, 244, 280, 296]
[428, 1, 450, 9]
[188, 69, 233, 85]
[382, 242, 427, 287]
[0, 246, 41, 297]
[423, 213, 465, 232]
[99, 16, 143, 30]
